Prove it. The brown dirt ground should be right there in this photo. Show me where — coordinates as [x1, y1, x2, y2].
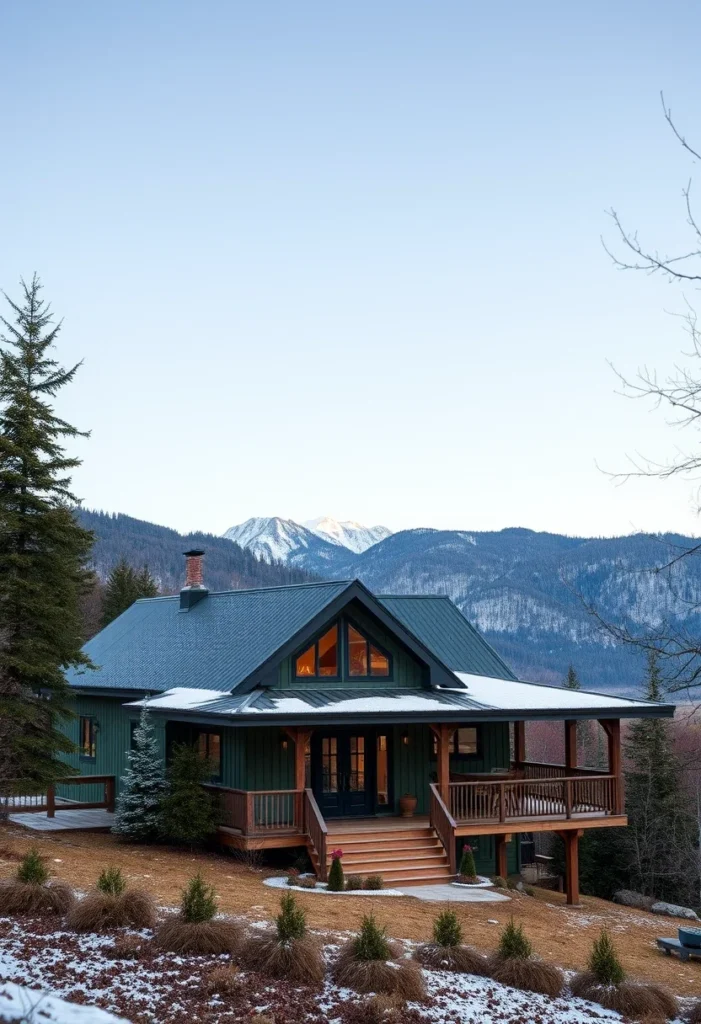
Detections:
[1, 822, 699, 998]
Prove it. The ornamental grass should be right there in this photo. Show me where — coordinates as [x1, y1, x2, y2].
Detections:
[0, 848, 74, 917]
[67, 887, 156, 932]
[570, 930, 678, 1021]
[486, 918, 564, 997]
[333, 915, 426, 1001]
[154, 873, 242, 955]
[415, 909, 490, 975]
[239, 893, 325, 987]
[204, 965, 243, 997]
[341, 993, 425, 1024]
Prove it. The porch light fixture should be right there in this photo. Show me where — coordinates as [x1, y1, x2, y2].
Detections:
[402, 730, 410, 746]
[281, 736, 289, 751]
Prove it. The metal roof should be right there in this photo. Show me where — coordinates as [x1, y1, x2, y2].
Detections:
[378, 595, 516, 679]
[66, 581, 352, 693]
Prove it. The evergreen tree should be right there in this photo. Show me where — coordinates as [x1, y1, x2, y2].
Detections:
[159, 743, 217, 846]
[564, 665, 580, 689]
[0, 276, 93, 795]
[112, 703, 166, 842]
[624, 651, 699, 905]
[101, 558, 159, 627]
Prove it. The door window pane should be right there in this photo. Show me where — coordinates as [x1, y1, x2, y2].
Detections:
[348, 625, 368, 676]
[318, 625, 338, 676]
[370, 645, 390, 676]
[376, 734, 389, 805]
[349, 735, 365, 791]
[295, 643, 316, 677]
[322, 737, 338, 793]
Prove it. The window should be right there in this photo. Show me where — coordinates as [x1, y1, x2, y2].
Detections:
[196, 732, 222, 780]
[432, 726, 480, 758]
[79, 717, 97, 761]
[295, 624, 339, 679]
[347, 623, 391, 678]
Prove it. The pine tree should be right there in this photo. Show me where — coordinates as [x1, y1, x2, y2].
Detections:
[159, 743, 217, 846]
[112, 703, 166, 842]
[624, 651, 699, 905]
[101, 558, 159, 627]
[564, 665, 580, 689]
[0, 276, 93, 796]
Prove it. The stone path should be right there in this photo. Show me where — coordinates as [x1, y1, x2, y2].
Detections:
[396, 883, 511, 903]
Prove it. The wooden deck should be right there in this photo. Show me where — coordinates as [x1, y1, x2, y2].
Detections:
[8, 809, 116, 831]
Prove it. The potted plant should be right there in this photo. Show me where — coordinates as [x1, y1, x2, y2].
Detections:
[399, 794, 417, 818]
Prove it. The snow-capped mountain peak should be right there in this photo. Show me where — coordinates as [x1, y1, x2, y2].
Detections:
[303, 516, 392, 554]
[222, 516, 392, 563]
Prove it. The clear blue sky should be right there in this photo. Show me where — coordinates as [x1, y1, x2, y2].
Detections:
[2, 0, 701, 537]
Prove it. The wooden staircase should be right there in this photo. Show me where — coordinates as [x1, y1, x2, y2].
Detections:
[309, 820, 453, 887]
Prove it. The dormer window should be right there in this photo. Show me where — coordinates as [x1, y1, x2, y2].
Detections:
[293, 619, 392, 680]
[295, 624, 339, 678]
[347, 624, 390, 678]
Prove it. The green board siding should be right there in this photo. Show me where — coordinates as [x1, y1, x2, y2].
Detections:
[244, 727, 294, 790]
[58, 696, 152, 801]
[276, 604, 425, 690]
[458, 835, 519, 877]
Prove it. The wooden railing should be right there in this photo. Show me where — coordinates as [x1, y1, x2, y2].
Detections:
[203, 785, 305, 836]
[1, 776, 115, 818]
[449, 774, 618, 824]
[429, 783, 457, 875]
[520, 761, 608, 780]
[304, 788, 328, 882]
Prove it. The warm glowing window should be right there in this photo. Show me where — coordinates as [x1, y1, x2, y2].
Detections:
[79, 717, 97, 761]
[197, 732, 222, 780]
[432, 726, 480, 757]
[347, 623, 391, 678]
[295, 625, 339, 679]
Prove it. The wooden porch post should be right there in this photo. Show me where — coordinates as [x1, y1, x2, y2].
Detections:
[557, 829, 583, 906]
[564, 720, 577, 775]
[599, 718, 623, 814]
[495, 833, 511, 879]
[285, 728, 313, 791]
[105, 776, 116, 813]
[46, 784, 55, 819]
[430, 724, 456, 806]
[513, 721, 526, 772]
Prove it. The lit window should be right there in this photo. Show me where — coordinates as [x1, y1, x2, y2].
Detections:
[347, 623, 391, 678]
[79, 717, 97, 761]
[431, 726, 480, 758]
[295, 625, 338, 679]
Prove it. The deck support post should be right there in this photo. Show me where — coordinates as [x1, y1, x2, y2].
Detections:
[46, 784, 55, 819]
[285, 728, 313, 792]
[599, 718, 623, 813]
[495, 833, 511, 879]
[564, 720, 577, 775]
[556, 829, 583, 906]
[513, 721, 526, 772]
[430, 724, 456, 806]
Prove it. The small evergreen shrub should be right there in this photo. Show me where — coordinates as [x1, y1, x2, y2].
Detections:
[354, 915, 392, 962]
[298, 876, 317, 889]
[490, 875, 507, 888]
[588, 929, 625, 985]
[181, 873, 217, 923]
[523, 885, 536, 897]
[346, 875, 365, 891]
[364, 874, 383, 890]
[497, 918, 532, 960]
[327, 849, 345, 892]
[16, 848, 48, 885]
[458, 845, 477, 880]
[277, 893, 306, 942]
[97, 866, 126, 897]
[432, 909, 462, 948]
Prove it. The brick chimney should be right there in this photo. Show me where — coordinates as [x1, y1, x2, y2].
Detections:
[180, 549, 208, 610]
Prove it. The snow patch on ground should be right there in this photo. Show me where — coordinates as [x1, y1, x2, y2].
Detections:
[0, 981, 129, 1023]
[264, 876, 405, 897]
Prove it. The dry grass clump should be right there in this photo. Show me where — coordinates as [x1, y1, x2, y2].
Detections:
[0, 848, 74, 917]
[415, 909, 490, 976]
[333, 915, 425, 1000]
[111, 933, 147, 960]
[570, 974, 678, 1021]
[570, 929, 678, 1022]
[204, 964, 242, 997]
[239, 893, 325, 986]
[342, 993, 425, 1024]
[67, 887, 156, 932]
[155, 873, 243, 954]
[486, 918, 564, 997]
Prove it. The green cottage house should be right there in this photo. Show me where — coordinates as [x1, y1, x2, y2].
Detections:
[60, 550, 673, 903]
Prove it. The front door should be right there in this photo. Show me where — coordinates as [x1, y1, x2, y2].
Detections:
[312, 729, 375, 818]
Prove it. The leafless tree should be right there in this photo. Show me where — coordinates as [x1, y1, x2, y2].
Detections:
[592, 94, 701, 699]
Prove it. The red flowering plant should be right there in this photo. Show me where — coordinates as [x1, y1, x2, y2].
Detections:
[328, 849, 345, 892]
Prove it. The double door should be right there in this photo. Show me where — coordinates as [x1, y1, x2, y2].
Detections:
[312, 729, 380, 818]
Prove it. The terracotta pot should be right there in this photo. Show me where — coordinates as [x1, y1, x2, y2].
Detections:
[399, 794, 418, 818]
